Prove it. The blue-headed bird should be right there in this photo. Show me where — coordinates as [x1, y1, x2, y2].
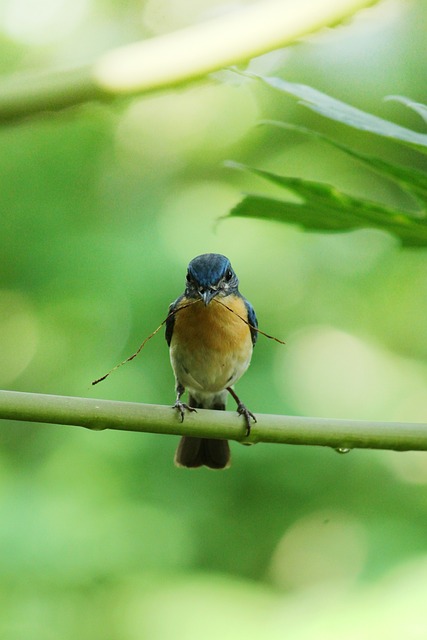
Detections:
[166, 253, 257, 469]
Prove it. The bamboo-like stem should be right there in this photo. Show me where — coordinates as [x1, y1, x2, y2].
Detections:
[0, 66, 104, 122]
[0, 0, 377, 123]
[1, 390, 426, 453]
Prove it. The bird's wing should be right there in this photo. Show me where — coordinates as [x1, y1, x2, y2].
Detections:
[165, 295, 184, 346]
[243, 297, 258, 345]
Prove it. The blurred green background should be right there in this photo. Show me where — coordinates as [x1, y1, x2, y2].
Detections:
[1, 0, 427, 638]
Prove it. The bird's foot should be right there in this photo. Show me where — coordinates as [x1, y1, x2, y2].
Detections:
[237, 403, 257, 436]
[172, 401, 197, 422]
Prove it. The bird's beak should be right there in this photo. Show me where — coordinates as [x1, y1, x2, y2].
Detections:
[200, 288, 218, 306]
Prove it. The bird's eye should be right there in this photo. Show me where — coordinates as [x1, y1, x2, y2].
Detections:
[224, 269, 233, 282]
[186, 271, 191, 282]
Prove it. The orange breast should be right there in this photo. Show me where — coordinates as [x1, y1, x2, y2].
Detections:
[170, 295, 253, 392]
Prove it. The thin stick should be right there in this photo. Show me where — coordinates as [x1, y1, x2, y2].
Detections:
[92, 295, 285, 386]
[213, 299, 286, 344]
[91, 299, 199, 385]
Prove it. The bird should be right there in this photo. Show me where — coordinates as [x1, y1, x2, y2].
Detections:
[165, 253, 257, 469]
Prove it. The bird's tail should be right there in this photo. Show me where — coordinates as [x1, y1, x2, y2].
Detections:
[174, 395, 230, 469]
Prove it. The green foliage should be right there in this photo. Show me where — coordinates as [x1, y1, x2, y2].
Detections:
[1, 1, 427, 638]
[228, 76, 427, 246]
[255, 74, 427, 150]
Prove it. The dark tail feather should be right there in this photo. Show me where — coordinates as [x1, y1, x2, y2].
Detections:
[174, 395, 230, 469]
[174, 437, 230, 469]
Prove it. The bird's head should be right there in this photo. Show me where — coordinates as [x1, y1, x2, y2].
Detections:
[185, 253, 239, 305]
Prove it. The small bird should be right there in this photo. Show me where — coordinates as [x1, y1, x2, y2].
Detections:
[165, 253, 257, 469]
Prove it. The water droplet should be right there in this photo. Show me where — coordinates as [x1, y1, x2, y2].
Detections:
[335, 447, 351, 454]
[90, 422, 108, 431]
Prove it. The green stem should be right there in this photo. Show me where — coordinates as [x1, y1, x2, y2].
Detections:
[0, 390, 426, 452]
[0, 0, 378, 123]
[0, 66, 103, 122]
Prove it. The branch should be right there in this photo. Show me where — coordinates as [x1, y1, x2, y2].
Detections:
[1, 390, 426, 452]
[0, 0, 378, 123]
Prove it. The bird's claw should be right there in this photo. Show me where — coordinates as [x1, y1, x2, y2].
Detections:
[237, 402, 257, 436]
[172, 401, 197, 422]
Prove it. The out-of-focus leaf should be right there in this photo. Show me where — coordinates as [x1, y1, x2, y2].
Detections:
[386, 95, 427, 125]
[248, 73, 427, 152]
[260, 121, 427, 206]
[227, 162, 427, 247]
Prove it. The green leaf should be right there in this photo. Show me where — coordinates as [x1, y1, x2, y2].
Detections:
[227, 162, 427, 247]
[260, 121, 427, 207]
[249, 73, 427, 152]
[229, 77, 427, 245]
[386, 95, 427, 125]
